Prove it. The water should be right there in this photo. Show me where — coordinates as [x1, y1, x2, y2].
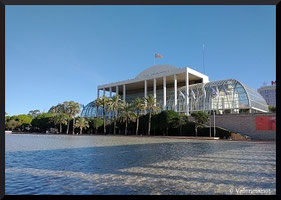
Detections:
[5, 134, 276, 195]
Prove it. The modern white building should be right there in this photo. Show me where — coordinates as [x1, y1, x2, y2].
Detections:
[97, 65, 209, 115]
[81, 65, 269, 117]
[258, 84, 276, 107]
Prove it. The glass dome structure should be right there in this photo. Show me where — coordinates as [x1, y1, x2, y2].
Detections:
[80, 101, 104, 118]
[174, 79, 269, 114]
[81, 79, 269, 118]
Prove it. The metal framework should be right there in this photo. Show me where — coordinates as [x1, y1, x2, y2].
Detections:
[81, 79, 268, 118]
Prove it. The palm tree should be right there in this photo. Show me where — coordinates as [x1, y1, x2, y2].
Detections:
[96, 95, 109, 134]
[119, 102, 136, 135]
[51, 113, 68, 133]
[74, 117, 89, 135]
[69, 101, 81, 135]
[48, 103, 65, 114]
[95, 99, 101, 118]
[191, 111, 209, 137]
[132, 97, 145, 135]
[62, 101, 80, 134]
[144, 95, 159, 136]
[107, 94, 122, 135]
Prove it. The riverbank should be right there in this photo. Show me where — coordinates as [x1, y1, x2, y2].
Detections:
[5, 131, 275, 142]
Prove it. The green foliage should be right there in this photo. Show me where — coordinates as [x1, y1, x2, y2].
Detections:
[48, 103, 66, 114]
[132, 97, 146, 116]
[107, 94, 123, 134]
[96, 95, 110, 134]
[6, 119, 21, 130]
[191, 111, 209, 124]
[74, 117, 89, 134]
[191, 111, 209, 136]
[31, 113, 55, 132]
[28, 110, 41, 117]
[182, 121, 196, 136]
[172, 113, 189, 136]
[157, 110, 180, 135]
[268, 106, 276, 113]
[10, 114, 33, 130]
[144, 95, 159, 135]
[119, 103, 136, 135]
[87, 118, 104, 133]
[51, 113, 69, 133]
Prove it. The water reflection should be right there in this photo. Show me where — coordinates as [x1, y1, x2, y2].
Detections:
[5, 134, 276, 195]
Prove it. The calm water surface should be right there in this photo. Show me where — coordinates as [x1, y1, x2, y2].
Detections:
[5, 134, 276, 195]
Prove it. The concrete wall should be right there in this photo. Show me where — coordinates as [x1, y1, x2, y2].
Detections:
[206, 113, 276, 140]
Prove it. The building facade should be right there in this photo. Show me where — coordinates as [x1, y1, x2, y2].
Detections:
[81, 65, 269, 118]
[257, 82, 276, 107]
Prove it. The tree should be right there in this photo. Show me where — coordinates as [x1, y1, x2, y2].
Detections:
[172, 113, 189, 136]
[48, 103, 65, 114]
[62, 101, 81, 134]
[5, 113, 10, 129]
[96, 95, 110, 134]
[12, 114, 33, 131]
[144, 95, 159, 136]
[107, 94, 122, 135]
[74, 117, 89, 135]
[31, 113, 55, 132]
[119, 102, 136, 135]
[6, 120, 21, 131]
[51, 113, 68, 133]
[157, 110, 180, 136]
[132, 97, 146, 135]
[28, 110, 41, 117]
[268, 106, 276, 113]
[69, 101, 81, 135]
[191, 111, 209, 137]
[87, 118, 103, 134]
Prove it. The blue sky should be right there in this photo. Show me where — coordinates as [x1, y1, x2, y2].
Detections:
[6, 5, 276, 116]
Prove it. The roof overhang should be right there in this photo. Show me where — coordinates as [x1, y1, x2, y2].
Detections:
[98, 64, 209, 93]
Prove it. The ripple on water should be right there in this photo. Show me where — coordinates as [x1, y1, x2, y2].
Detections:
[5, 134, 276, 195]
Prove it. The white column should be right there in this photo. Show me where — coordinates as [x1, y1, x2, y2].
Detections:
[174, 74, 177, 112]
[123, 84, 126, 102]
[144, 80, 147, 113]
[97, 89, 100, 99]
[144, 80, 147, 99]
[185, 69, 189, 115]
[163, 76, 166, 110]
[153, 78, 156, 105]
[116, 86, 119, 95]
[109, 87, 112, 98]
[103, 88, 105, 96]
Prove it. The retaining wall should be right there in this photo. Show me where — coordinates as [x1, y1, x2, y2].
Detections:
[205, 113, 276, 140]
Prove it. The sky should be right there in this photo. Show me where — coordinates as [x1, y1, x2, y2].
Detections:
[6, 5, 276, 116]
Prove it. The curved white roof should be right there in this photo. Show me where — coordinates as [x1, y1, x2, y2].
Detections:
[136, 64, 178, 79]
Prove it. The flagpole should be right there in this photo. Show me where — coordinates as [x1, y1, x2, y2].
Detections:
[154, 53, 155, 65]
[202, 44, 205, 74]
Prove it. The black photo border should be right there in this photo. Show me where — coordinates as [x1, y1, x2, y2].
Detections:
[0, 0, 280, 199]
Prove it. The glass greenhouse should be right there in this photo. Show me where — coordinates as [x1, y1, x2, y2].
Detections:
[81, 79, 269, 118]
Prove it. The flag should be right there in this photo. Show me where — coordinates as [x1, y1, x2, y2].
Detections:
[155, 53, 163, 58]
[211, 87, 218, 97]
